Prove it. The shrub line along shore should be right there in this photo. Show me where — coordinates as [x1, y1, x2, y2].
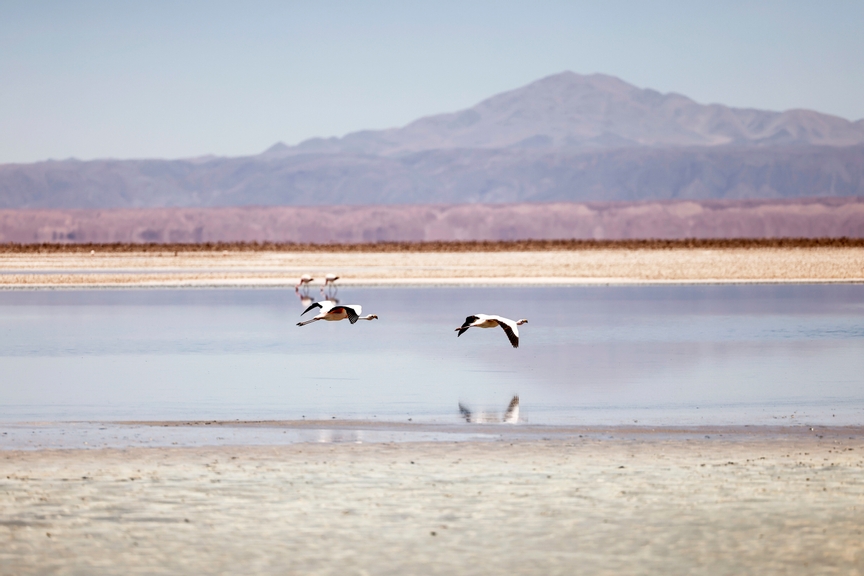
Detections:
[2, 237, 864, 253]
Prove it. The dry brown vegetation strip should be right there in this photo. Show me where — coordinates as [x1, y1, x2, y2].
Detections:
[2, 237, 864, 254]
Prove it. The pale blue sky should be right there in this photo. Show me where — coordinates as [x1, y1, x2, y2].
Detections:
[1, 0, 862, 163]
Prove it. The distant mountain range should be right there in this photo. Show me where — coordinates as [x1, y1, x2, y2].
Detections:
[2, 72, 863, 209]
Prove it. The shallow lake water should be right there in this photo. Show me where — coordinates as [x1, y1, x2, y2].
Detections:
[0, 285, 862, 428]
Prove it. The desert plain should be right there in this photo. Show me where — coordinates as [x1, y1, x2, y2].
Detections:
[1, 425, 863, 575]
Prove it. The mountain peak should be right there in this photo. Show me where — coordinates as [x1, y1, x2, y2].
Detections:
[529, 70, 638, 92]
[284, 71, 864, 157]
[262, 142, 290, 155]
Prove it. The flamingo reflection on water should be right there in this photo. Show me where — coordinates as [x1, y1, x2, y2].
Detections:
[459, 396, 520, 424]
[298, 294, 313, 308]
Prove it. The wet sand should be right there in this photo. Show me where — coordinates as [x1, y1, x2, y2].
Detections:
[1, 246, 863, 287]
[2, 425, 863, 575]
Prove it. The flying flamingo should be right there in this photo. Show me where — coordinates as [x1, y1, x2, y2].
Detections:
[297, 301, 378, 326]
[455, 315, 528, 348]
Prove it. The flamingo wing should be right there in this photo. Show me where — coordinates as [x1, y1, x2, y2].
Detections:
[300, 302, 322, 316]
[456, 315, 479, 337]
[301, 301, 336, 316]
[497, 319, 520, 348]
[341, 305, 361, 324]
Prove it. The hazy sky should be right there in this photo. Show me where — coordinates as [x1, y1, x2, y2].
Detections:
[1, 0, 862, 163]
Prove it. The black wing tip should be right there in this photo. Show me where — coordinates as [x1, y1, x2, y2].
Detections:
[344, 306, 360, 324]
[499, 322, 520, 348]
[300, 302, 322, 316]
[456, 315, 477, 336]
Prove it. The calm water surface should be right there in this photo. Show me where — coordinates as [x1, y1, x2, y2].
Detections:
[0, 285, 862, 426]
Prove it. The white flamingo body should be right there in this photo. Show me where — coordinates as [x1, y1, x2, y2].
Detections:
[321, 273, 340, 295]
[297, 301, 378, 326]
[455, 314, 527, 348]
[295, 274, 314, 290]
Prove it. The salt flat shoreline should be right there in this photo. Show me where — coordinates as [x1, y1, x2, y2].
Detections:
[2, 428, 862, 574]
[1, 246, 863, 287]
[10, 422, 861, 452]
[113, 420, 863, 436]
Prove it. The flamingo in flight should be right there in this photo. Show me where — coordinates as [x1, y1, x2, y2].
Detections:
[455, 314, 527, 348]
[297, 301, 378, 326]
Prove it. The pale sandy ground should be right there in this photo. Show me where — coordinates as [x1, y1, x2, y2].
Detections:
[1, 247, 863, 287]
[2, 426, 863, 575]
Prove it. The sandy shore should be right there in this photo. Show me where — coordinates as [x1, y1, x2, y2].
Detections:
[1, 246, 863, 287]
[2, 425, 862, 575]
